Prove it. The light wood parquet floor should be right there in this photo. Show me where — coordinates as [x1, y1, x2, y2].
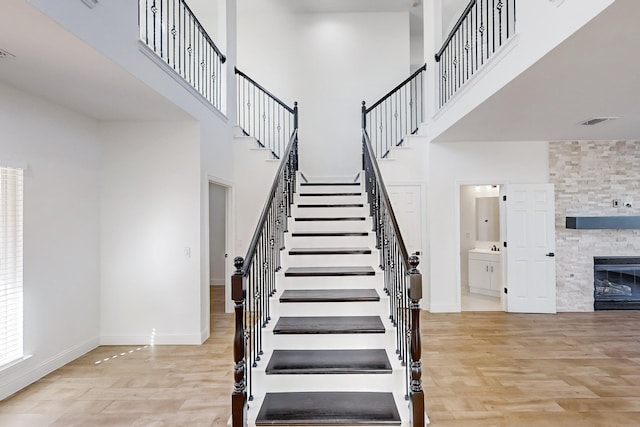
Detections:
[1, 288, 640, 426]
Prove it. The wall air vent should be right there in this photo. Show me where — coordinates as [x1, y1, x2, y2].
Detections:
[0, 48, 16, 60]
[580, 117, 618, 126]
[81, 0, 100, 8]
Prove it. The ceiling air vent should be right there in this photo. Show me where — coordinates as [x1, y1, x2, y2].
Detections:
[580, 117, 618, 126]
[0, 48, 16, 60]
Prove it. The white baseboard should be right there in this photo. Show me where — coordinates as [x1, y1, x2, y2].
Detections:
[428, 303, 460, 313]
[0, 336, 99, 400]
[100, 333, 203, 345]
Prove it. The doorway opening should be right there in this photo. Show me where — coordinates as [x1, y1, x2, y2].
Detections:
[459, 184, 503, 311]
[209, 181, 229, 329]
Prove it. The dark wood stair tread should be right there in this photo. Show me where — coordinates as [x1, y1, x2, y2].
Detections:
[298, 203, 364, 208]
[266, 349, 392, 374]
[256, 392, 400, 425]
[300, 192, 362, 196]
[295, 217, 366, 221]
[285, 266, 375, 277]
[288, 247, 372, 255]
[273, 316, 385, 334]
[291, 231, 368, 237]
[280, 288, 379, 303]
[301, 182, 360, 186]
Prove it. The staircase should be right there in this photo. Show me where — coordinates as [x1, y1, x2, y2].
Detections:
[243, 177, 409, 426]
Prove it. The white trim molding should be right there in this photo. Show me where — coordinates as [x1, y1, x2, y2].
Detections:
[0, 337, 98, 400]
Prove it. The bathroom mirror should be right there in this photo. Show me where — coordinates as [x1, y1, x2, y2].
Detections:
[476, 197, 499, 241]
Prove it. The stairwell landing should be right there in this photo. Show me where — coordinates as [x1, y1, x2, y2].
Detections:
[246, 175, 410, 426]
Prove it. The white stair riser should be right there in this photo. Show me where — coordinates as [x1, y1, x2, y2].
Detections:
[295, 195, 365, 205]
[255, 371, 405, 393]
[285, 234, 376, 248]
[264, 330, 395, 350]
[297, 185, 363, 194]
[290, 219, 372, 232]
[273, 300, 386, 317]
[292, 206, 369, 217]
[283, 254, 375, 268]
[279, 275, 383, 290]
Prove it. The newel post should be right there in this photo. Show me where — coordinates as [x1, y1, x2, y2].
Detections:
[408, 254, 425, 426]
[231, 257, 247, 427]
[361, 101, 367, 130]
[293, 101, 299, 131]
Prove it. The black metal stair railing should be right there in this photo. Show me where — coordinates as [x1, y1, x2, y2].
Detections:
[231, 127, 299, 427]
[235, 68, 298, 160]
[138, 0, 226, 111]
[362, 129, 425, 426]
[435, 0, 517, 107]
[362, 65, 426, 159]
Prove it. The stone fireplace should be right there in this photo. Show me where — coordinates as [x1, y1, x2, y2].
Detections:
[550, 141, 640, 311]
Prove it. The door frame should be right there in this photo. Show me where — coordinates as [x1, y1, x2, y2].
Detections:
[456, 181, 506, 312]
[208, 174, 235, 314]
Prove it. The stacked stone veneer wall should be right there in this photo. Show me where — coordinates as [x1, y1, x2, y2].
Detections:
[550, 141, 640, 311]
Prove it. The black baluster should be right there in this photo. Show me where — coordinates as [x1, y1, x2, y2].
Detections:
[492, 0, 496, 53]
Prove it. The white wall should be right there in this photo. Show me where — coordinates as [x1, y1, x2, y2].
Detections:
[425, 140, 549, 312]
[238, 8, 411, 177]
[188, 0, 222, 46]
[99, 121, 203, 344]
[0, 83, 100, 399]
[459, 185, 476, 290]
[410, 35, 425, 70]
[426, 0, 614, 139]
[28, 0, 240, 334]
[209, 183, 226, 285]
[441, 0, 469, 38]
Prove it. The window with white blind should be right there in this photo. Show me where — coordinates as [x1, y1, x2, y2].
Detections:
[0, 166, 23, 368]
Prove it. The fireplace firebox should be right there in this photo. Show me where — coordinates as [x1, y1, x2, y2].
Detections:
[594, 257, 640, 310]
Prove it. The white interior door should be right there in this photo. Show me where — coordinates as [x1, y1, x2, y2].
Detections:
[503, 184, 556, 313]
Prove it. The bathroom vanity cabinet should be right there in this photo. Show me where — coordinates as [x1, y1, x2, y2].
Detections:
[468, 249, 502, 297]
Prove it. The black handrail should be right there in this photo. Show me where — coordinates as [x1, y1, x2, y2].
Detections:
[362, 65, 426, 158]
[235, 68, 295, 114]
[241, 129, 298, 271]
[235, 68, 298, 159]
[435, 0, 477, 62]
[138, 0, 227, 110]
[232, 129, 298, 427]
[180, 0, 226, 62]
[362, 130, 409, 265]
[362, 129, 424, 426]
[434, 0, 516, 107]
[365, 64, 427, 113]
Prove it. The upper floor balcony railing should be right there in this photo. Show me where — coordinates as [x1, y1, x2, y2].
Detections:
[435, 0, 516, 108]
[139, 0, 226, 111]
[362, 65, 426, 159]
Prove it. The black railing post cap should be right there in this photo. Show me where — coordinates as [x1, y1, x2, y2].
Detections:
[234, 256, 244, 273]
[409, 254, 420, 271]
